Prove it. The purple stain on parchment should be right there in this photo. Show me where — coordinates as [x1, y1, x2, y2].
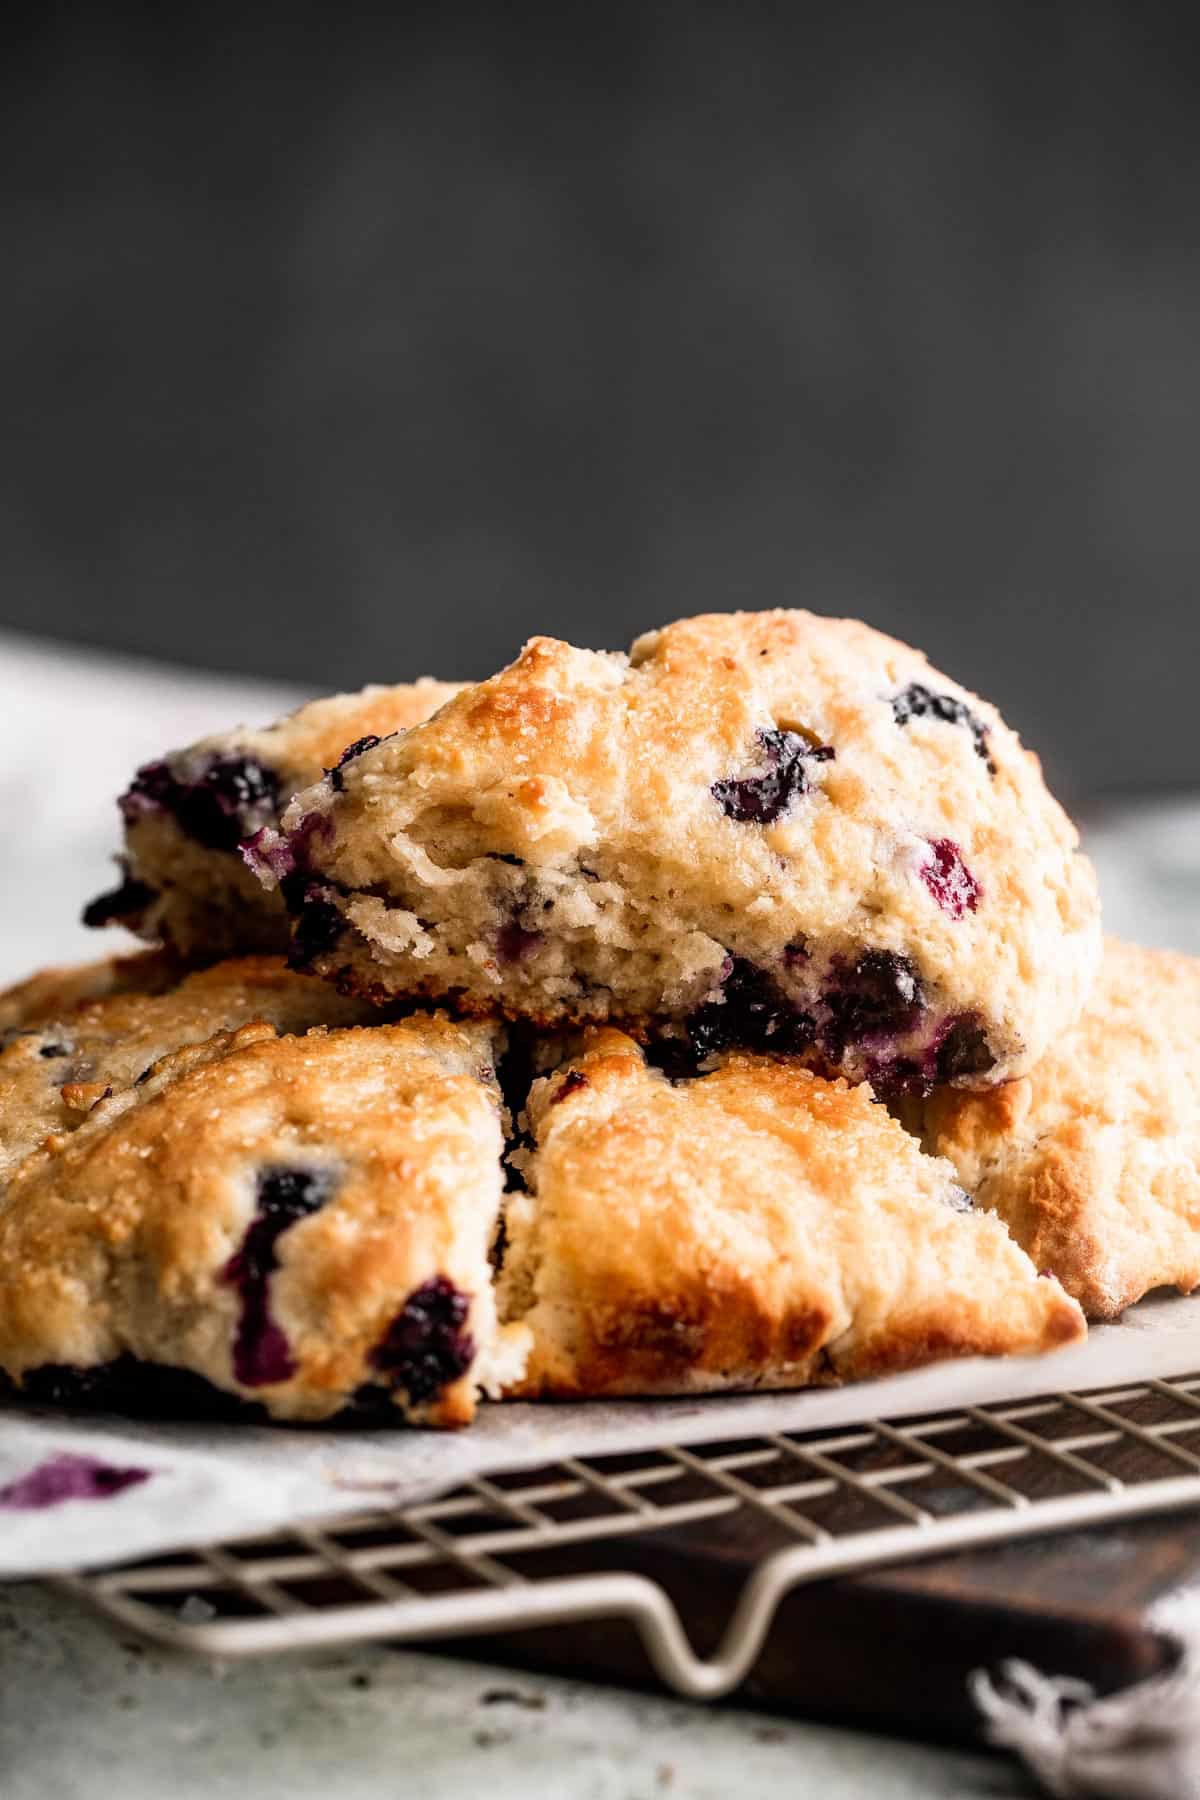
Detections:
[0, 1452, 152, 1509]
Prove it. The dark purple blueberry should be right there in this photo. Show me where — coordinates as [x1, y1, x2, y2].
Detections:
[222, 1167, 336, 1387]
[0, 1453, 151, 1510]
[890, 683, 995, 773]
[5, 1358, 274, 1423]
[921, 839, 982, 919]
[496, 921, 543, 966]
[327, 735, 384, 793]
[685, 958, 816, 1063]
[552, 1068, 589, 1104]
[243, 808, 335, 883]
[712, 729, 835, 825]
[370, 1275, 474, 1404]
[822, 951, 926, 1053]
[38, 1042, 72, 1060]
[82, 871, 158, 929]
[935, 1015, 996, 1082]
[120, 754, 280, 852]
[280, 873, 346, 970]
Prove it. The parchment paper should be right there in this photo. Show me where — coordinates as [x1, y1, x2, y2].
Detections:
[2, 1291, 1198, 1578]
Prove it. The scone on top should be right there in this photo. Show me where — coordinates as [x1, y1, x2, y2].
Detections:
[0, 955, 381, 1184]
[84, 679, 463, 960]
[496, 1030, 1085, 1398]
[0, 1012, 529, 1426]
[251, 612, 1100, 1093]
[923, 938, 1200, 1320]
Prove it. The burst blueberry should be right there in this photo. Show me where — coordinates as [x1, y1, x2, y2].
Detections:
[822, 951, 926, 1053]
[712, 729, 834, 825]
[370, 1276, 475, 1404]
[683, 958, 816, 1063]
[890, 683, 995, 773]
[921, 839, 982, 919]
[222, 1167, 335, 1387]
[280, 873, 346, 969]
[935, 1015, 996, 1082]
[327, 734, 384, 793]
[119, 754, 280, 851]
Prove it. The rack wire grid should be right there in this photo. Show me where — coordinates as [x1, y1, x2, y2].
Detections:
[53, 1371, 1200, 1699]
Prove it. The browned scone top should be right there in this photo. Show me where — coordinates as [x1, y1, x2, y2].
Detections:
[923, 937, 1200, 1319]
[498, 1030, 1084, 1398]
[0, 1012, 526, 1425]
[85, 678, 464, 960]
[0, 948, 179, 1034]
[0, 955, 383, 1184]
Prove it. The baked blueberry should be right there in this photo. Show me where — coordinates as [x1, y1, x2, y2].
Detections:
[891, 681, 995, 773]
[281, 875, 347, 971]
[87, 681, 463, 960]
[712, 729, 834, 824]
[222, 1168, 336, 1387]
[685, 959, 816, 1062]
[370, 1276, 475, 1404]
[121, 754, 280, 853]
[921, 839, 982, 919]
[822, 950, 926, 1054]
[328, 735, 385, 792]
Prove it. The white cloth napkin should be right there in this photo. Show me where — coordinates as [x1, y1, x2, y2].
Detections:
[973, 1656, 1200, 1798]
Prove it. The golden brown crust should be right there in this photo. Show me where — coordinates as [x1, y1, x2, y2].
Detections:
[0, 955, 385, 1184]
[923, 937, 1200, 1318]
[0, 1012, 521, 1425]
[498, 1030, 1084, 1398]
[0, 949, 179, 1032]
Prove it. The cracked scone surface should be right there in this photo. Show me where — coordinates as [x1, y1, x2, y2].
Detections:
[261, 612, 1099, 1091]
[0, 955, 382, 1184]
[922, 938, 1200, 1320]
[497, 1030, 1084, 1398]
[85, 678, 462, 959]
[0, 1012, 526, 1425]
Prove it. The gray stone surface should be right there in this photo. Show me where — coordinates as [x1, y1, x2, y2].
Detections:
[0, 1584, 1031, 1799]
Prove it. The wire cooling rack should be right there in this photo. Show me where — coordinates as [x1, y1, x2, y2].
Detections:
[52, 1372, 1200, 1699]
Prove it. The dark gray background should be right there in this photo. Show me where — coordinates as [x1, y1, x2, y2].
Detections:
[3, 3, 1198, 807]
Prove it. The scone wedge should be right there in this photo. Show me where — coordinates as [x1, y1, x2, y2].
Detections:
[0, 955, 381, 1183]
[85, 679, 462, 959]
[0, 948, 178, 1034]
[0, 1013, 528, 1425]
[923, 937, 1200, 1319]
[497, 1030, 1084, 1397]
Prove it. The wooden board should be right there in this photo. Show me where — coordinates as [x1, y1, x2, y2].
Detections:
[445, 1490, 1193, 1744]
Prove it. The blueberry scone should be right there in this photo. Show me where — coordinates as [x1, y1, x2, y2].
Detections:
[254, 613, 1100, 1092]
[922, 938, 1200, 1319]
[85, 679, 462, 960]
[0, 1013, 528, 1425]
[497, 1031, 1084, 1397]
[0, 955, 380, 1183]
[0, 948, 178, 1035]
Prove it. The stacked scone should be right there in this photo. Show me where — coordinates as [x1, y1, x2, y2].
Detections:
[2, 611, 1191, 1430]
